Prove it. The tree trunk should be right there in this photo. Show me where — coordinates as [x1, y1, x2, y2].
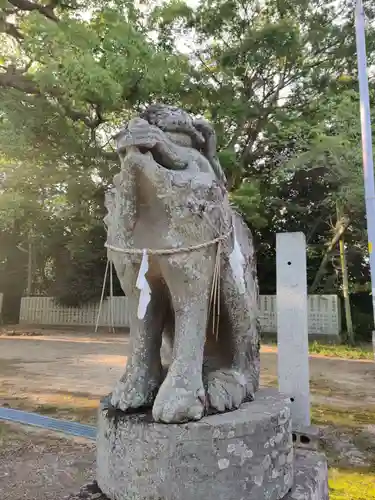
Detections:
[309, 215, 351, 293]
[337, 206, 354, 344]
[26, 236, 33, 296]
[0, 221, 28, 323]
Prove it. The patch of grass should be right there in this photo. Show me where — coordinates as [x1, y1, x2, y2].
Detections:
[262, 337, 373, 360]
[329, 468, 375, 500]
[33, 403, 97, 424]
[310, 377, 337, 398]
[35, 403, 60, 414]
[0, 422, 15, 448]
[311, 403, 375, 500]
[309, 341, 373, 360]
[309, 378, 371, 402]
[0, 421, 28, 448]
[0, 422, 8, 439]
[312, 404, 375, 428]
[0, 385, 98, 424]
[313, 404, 375, 498]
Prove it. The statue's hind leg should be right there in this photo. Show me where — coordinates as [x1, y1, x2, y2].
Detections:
[206, 281, 260, 412]
[109, 255, 168, 412]
[206, 220, 260, 412]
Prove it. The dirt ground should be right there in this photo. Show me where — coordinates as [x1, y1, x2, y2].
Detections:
[0, 326, 375, 499]
[0, 422, 95, 500]
[0, 325, 374, 414]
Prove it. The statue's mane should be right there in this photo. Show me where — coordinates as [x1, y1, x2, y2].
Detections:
[139, 104, 227, 186]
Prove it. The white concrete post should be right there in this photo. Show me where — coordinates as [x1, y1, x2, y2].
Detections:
[276, 232, 311, 427]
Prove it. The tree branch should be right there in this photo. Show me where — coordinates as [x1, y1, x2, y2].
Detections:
[0, 19, 24, 40]
[194, 50, 223, 87]
[102, 150, 118, 161]
[224, 120, 246, 150]
[56, 98, 104, 129]
[8, 0, 58, 21]
[0, 67, 105, 129]
[0, 68, 38, 94]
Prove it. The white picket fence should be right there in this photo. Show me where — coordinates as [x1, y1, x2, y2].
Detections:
[19, 296, 129, 328]
[19, 294, 341, 336]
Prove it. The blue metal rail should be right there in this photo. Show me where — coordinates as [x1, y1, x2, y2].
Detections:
[0, 406, 96, 440]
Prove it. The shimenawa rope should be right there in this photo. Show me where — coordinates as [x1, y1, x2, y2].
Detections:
[104, 227, 232, 256]
[96, 227, 232, 336]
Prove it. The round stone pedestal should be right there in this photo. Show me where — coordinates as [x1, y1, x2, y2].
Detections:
[97, 388, 293, 500]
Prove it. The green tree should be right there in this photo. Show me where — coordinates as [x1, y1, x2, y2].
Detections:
[285, 89, 372, 292]
[0, 0, 190, 308]
[1, 0, 375, 316]
[283, 88, 375, 339]
[150, 0, 375, 293]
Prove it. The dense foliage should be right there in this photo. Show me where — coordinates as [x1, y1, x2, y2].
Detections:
[0, 0, 374, 335]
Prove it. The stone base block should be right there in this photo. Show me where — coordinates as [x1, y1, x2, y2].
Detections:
[285, 451, 329, 499]
[66, 451, 329, 500]
[292, 425, 321, 451]
[97, 388, 294, 500]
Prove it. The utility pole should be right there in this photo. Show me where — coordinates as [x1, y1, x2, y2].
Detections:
[355, 0, 375, 333]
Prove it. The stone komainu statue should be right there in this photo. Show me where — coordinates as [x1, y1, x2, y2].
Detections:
[104, 104, 260, 423]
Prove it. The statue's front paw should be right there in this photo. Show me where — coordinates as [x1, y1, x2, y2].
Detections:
[152, 370, 205, 423]
[207, 369, 254, 412]
[110, 364, 161, 412]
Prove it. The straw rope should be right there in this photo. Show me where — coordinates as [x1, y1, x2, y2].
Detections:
[104, 225, 232, 339]
[104, 227, 232, 256]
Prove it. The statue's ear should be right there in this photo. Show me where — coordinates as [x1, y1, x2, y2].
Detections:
[193, 119, 227, 186]
[192, 117, 211, 137]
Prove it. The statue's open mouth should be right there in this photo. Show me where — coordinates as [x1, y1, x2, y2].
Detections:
[125, 145, 155, 161]
[113, 113, 227, 185]
[114, 130, 154, 157]
[115, 126, 188, 171]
